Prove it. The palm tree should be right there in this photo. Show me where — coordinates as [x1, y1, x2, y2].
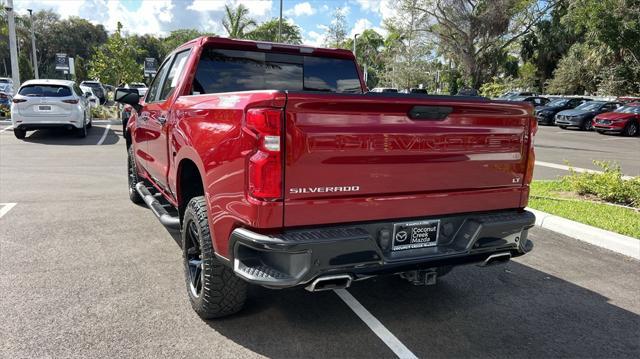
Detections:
[222, 4, 256, 39]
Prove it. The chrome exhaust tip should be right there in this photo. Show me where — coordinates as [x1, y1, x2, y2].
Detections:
[480, 252, 511, 267]
[305, 274, 353, 292]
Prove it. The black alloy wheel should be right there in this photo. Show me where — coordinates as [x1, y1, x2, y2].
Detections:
[185, 220, 204, 298]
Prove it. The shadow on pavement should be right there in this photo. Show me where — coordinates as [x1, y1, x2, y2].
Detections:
[21, 124, 120, 146]
[203, 262, 640, 358]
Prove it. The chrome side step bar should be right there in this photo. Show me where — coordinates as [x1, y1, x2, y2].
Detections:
[135, 182, 180, 230]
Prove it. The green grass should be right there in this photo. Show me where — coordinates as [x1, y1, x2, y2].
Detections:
[530, 180, 640, 238]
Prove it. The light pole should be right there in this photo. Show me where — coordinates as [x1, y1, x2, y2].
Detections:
[353, 33, 359, 58]
[278, 0, 282, 43]
[28, 9, 39, 79]
[5, 0, 20, 85]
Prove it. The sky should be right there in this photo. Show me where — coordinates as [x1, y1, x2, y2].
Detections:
[11, 0, 396, 46]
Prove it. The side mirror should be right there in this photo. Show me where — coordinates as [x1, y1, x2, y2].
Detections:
[114, 88, 141, 112]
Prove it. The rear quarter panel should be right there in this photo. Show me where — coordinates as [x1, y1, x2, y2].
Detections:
[170, 91, 286, 257]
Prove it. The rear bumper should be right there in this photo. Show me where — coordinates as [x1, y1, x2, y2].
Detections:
[225, 210, 535, 288]
[12, 112, 84, 130]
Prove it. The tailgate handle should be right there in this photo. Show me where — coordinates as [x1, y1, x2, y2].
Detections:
[408, 106, 452, 120]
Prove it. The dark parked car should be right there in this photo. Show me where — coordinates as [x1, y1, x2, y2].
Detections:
[80, 81, 107, 105]
[555, 101, 622, 131]
[510, 96, 549, 108]
[593, 102, 640, 136]
[0, 83, 12, 117]
[534, 97, 592, 125]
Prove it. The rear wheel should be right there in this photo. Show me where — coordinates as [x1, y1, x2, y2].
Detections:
[623, 121, 638, 137]
[14, 128, 26, 139]
[581, 119, 593, 131]
[182, 196, 247, 319]
[77, 117, 87, 138]
[127, 146, 144, 204]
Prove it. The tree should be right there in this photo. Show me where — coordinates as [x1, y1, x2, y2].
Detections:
[247, 18, 302, 44]
[404, 0, 558, 88]
[379, 1, 435, 89]
[88, 22, 142, 85]
[160, 29, 211, 59]
[344, 29, 385, 87]
[222, 4, 256, 39]
[520, 0, 580, 91]
[324, 8, 348, 48]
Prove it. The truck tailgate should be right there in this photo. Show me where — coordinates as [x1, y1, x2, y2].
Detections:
[283, 93, 533, 227]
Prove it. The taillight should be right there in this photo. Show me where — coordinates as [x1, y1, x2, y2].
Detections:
[524, 117, 537, 185]
[62, 99, 79, 104]
[12, 98, 26, 103]
[0, 93, 6, 98]
[245, 108, 283, 200]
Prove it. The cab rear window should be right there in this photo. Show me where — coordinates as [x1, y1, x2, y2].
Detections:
[192, 48, 362, 94]
[19, 85, 72, 97]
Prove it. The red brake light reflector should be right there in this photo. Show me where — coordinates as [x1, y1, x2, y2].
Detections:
[245, 108, 283, 200]
[12, 98, 26, 103]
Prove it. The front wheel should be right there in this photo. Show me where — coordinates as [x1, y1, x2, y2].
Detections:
[623, 121, 638, 137]
[182, 196, 247, 319]
[559, 125, 567, 129]
[127, 146, 144, 204]
[582, 119, 593, 131]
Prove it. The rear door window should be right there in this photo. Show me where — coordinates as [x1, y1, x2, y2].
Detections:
[19, 85, 72, 97]
[192, 48, 362, 94]
[159, 50, 191, 101]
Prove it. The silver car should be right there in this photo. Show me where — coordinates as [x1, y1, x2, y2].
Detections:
[11, 79, 92, 139]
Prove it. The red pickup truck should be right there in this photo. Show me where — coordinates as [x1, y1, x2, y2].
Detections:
[115, 36, 537, 319]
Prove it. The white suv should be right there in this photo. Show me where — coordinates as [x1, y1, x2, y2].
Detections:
[11, 79, 92, 139]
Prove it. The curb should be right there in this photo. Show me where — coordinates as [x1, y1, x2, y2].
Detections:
[527, 207, 640, 260]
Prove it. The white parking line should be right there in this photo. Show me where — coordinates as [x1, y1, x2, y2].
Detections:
[0, 125, 13, 134]
[97, 124, 111, 145]
[0, 203, 17, 219]
[535, 161, 634, 180]
[334, 289, 418, 359]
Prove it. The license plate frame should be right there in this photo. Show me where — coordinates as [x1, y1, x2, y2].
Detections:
[391, 219, 440, 251]
[38, 105, 52, 111]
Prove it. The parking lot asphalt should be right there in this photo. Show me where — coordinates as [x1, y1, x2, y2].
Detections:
[1, 120, 639, 358]
[534, 125, 639, 180]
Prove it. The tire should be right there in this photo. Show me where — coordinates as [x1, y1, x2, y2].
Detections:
[182, 196, 247, 319]
[87, 116, 92, 129]
[14, 128, 26, 139]
[559, 126, 567, 129]
[127, 146, 144, 204]
[596, 130, 606, 134]
[623, 121, 639, 137]
[77, 117, 87, 138]
[581, 119, 593, 131]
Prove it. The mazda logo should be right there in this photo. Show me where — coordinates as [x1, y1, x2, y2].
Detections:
[395, 231, 408, 242]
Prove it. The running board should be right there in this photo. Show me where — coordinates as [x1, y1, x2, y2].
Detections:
[135, 182, 181, 230]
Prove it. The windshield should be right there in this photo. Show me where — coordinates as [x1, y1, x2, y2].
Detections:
[576, 102, 604, 111]
[615, 105, 640, 114]
[19, 84, 72, 97]
[547, 99, 568, 107]
[193, 48, 362, 94]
